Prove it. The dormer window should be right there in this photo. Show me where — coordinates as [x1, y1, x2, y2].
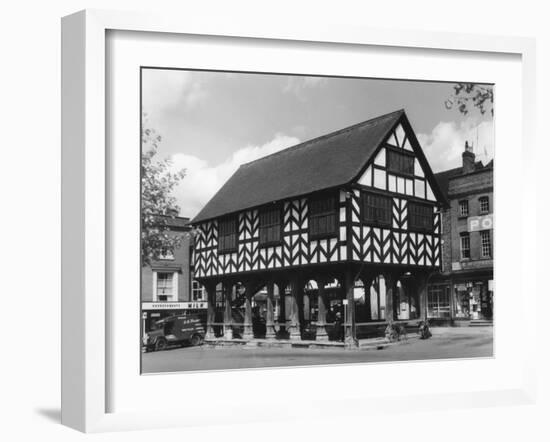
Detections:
[387, 149, 414, 175]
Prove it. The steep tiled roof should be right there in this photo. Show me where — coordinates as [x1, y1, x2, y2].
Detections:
[192, 110, 405, 223]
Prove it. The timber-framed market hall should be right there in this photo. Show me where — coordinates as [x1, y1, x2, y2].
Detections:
[190, 110, 447, 347]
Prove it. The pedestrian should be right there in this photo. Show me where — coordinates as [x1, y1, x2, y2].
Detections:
[334, 312, 343, 341]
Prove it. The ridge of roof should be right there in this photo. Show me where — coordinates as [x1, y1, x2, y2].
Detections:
[240, 109, 405, 169]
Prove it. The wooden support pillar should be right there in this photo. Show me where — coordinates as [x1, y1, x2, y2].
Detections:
[297, 289, 305, 335]
[288, 279, 302, 340]
[449, 277, 456, 321]
[277, 282, 286, 333]
[362, 275, 374, 322]
[316, 279, 329, 342]
[223, 283, 233, 340]
[265, 283, 276, 339]
[343, 270, 357, 347]
[385, 273, 397, 323]
[243, 283, 254, 340]
[416, 273, 429, 322]
[205, 282, 217, 340]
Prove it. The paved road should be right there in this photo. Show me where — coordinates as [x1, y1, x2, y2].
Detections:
[141, 326, 493, 374]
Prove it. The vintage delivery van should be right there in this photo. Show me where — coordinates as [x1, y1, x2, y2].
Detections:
[142, 314, 206, 351]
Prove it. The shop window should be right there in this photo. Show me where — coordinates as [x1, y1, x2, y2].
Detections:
[408, 202, 433, 232]
[480, 230, 492, 258]
[386, 149, 414, 175]
[309, 194, 337, 239]
[459, 200, 469, 217]
[454, 285, 471, 319]
[479, 196, 489, 214]
[427, 285, 450, 318]
[259, 206, 282, 245]
[361, 192, 391, 226]
[155, 272, 175, 301]
[460, 232, 470, 259]
[218, 217, 237, 253]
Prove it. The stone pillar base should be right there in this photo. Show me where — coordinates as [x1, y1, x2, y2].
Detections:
[288, 324, 301, 340]
[316, 325, 329, 342]
[242, 324, 253, 340]
[265, 324, 276, 339]
[345, 336, 359, 348]
[223, 326, 233, 340]
[205, 329, 216, 340]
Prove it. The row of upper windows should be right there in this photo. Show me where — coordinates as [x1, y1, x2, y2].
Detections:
[216, 192, 435, 253]
[458, 196, 490, 217]
[459, 230, 492, 260]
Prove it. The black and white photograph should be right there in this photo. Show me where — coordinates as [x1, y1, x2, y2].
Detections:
[140, 69, 494, 374]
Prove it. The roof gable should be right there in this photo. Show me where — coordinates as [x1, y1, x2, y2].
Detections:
[192, 110, 412, 223]
[353, 116, 447, 204]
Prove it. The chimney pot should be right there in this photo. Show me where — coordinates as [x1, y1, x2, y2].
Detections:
[462, 141, 476, 174]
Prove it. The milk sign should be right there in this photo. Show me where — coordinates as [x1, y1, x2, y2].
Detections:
[468, 214, 493, 232]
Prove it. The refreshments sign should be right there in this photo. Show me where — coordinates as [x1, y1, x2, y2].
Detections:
[142, 301, 208, 310]
[468, 214, 493, 232]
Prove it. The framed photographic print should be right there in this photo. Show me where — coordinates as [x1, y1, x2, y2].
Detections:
[61, 9, 537, 433]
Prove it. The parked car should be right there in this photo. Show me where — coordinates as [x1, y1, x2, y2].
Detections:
[143, 314, 205, 351]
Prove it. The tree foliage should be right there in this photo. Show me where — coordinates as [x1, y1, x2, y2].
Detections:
[445, 83, 494, 116]
[141, 115, 186, 266]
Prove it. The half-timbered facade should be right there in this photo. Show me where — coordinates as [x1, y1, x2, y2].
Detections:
[191, 110, 446, 346]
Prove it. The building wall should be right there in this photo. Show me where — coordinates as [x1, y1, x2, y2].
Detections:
[194, 191, 348, 278]
[194, 190, 442, 279]
[348, 188, 441, 267]
[430, 163, 493, 322]
[447, 169, 493, 274]
[440, 208, 453, 274]
[141, 231, 192, 302]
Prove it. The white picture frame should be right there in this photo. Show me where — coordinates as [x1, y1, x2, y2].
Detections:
[61, 9, 537, 433]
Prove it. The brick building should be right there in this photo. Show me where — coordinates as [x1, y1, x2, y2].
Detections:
[430, 142, 494, 324]
[141, 215, 207, 336]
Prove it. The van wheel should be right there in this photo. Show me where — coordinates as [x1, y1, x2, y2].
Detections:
[155, 338, 167, 351]
[190, 334, 202, 347]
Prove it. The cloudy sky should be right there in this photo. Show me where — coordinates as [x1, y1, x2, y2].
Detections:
[142, 68, 494, 219]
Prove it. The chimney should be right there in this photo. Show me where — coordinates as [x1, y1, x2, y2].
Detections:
[462, 141, 476, 174]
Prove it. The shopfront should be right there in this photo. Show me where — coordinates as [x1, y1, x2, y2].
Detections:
[453, 278, 493, 320]
[427, 275, 493, 323]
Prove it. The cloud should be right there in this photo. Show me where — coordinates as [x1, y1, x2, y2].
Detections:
[417, 119, 494, 173]
[141, 70, 206, 117]
[169, 134, 301, 218]
[282, 76, 327, 100]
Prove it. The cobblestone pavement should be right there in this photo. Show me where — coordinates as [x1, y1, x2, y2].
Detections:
[141, 326, 493, 374]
